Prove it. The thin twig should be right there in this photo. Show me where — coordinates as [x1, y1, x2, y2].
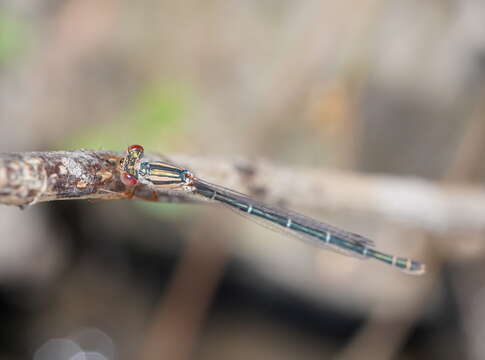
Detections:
[0, 150, 125, 206]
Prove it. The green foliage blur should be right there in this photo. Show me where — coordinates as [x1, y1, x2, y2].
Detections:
[67, 83, 192, 152]
[0, 12, 28, 64]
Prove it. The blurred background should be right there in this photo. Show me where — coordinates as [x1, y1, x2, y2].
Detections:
[1, 0, 485, 359]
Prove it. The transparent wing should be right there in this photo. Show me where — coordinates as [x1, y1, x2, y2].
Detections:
[189, 178, 374, 260]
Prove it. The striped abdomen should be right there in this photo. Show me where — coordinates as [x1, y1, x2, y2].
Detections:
[192, 179, 425, 275]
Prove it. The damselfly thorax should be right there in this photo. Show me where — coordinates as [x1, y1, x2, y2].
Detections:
[120, 144, 194, 191]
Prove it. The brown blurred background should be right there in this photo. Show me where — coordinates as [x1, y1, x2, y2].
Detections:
[1, 0, 485, 359]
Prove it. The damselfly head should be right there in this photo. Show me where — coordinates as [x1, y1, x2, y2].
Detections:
[126, 144, 144, 159]
[119, 144, 145, 187]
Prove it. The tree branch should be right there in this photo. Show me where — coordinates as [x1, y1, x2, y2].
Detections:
[0, 150, 189, 207]
[1, 150, 484, 236]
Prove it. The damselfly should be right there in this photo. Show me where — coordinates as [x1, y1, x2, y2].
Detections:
[119, 145, 425, 275]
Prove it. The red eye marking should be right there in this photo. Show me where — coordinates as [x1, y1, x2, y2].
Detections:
[127, 144, 144, 152]
[121, 173, 138, 187]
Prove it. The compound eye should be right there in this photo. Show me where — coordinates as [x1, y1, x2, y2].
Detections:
[127, 144, 144, 153]
[121, 172, 138, 187]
